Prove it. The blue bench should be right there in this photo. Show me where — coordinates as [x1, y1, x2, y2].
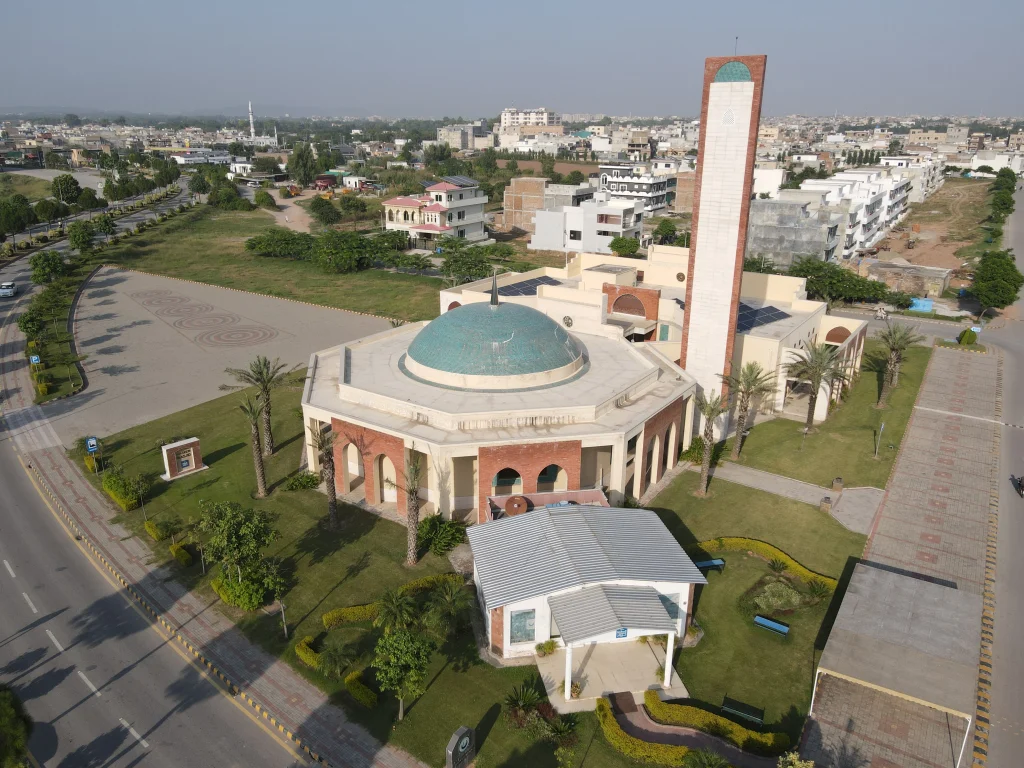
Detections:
[754, 615, 790, 636]
[694, 558, 725, 571]
[721, 696, 765, 725]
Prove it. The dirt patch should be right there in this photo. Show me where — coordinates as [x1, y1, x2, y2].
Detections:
[496, 159, 599, 177]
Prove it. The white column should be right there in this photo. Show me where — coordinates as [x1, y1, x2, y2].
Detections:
[663, 632, 675, 687]
[564, 645, 573, 701]
[682, 397, 695, 452]
[305, 418, 320, 473]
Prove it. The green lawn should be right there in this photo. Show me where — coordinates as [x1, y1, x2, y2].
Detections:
[676, 555, 829, 740]
[99, 207, 443, 321]
[650, 473, 865, 579]
[0, 172, 53, 202]
[723, 342, 932, 489]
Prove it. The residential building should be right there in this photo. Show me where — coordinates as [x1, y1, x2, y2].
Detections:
[437, 120, 493, 150]
[530, 195, 644, 254]
[672, 171, 695, 214]
[854, 258, 952, 298]
[880, 155, 945, 203]
[751, 167, 787, 199]
[498, 177, 596, 234]
[906, 129, 947, 146]
[968, 132, 986, 151]
[746, 199, 842, 269]
[382, 175, 489, 248]
[945, 125, 969, 145]
[171, 148, 231, 165]
[970, 151, 1024, 175]
[500, 107, 560, 131]
[598, 163, 669, 214]
[1009, 131, 1024, 152]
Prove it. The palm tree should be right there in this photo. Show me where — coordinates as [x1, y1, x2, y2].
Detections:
[224, 356, 291, 456]
[695, 390, 728, 497]
[239, 395, 267, 498]
[875, 321, 924, 406]
[373, 588, 415, 635]
[682, 748, 730, 768]
[720, 361, 776, 460]
[309, 428, 337, 528]
[785, 343, 850, 432]
[385, 448, 426, 567]
[318, 643, 354, 680]
[424, 579, 470, 643]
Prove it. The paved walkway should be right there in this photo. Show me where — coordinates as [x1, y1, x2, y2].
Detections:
[683, 461, 883, 535]
[0, 281, 423, 767]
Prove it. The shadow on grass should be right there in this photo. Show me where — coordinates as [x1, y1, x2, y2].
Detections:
[202, 441, 244, 466]
[862, 351, 888, 402]
[814, 556, 860, 651]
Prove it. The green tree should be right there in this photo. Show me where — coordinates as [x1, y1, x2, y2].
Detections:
[0, 194, 37, 243]
[45, 151, 70, 170]
[0, 685, 33, 768]
[423, 143, 453, 167]
[288, 143, 319, 186]
[505, 158, 520, 174]
[33, 198, 69, 226]
[972, 249, 1024, 319]
[694, 390, 727, 497]
[373, 629, 433, 721]
[17, 307, 46, 340]
[423, 579, 470, 643]
[76, 187, 104, 210]
[29, 250, 68, 284]
[224, 356, 292, 455]
[94, 214, 116, 242]
[313, 230, 372, 273]
[198, 500, 278, 583]
[875, 321, 924, 406]
[188, 173, 211, 200]
[308, 428, 337, 528]
[244, 227, 315, 259]
[228, 141, 247, 157]
[653, 218, 677, 244]
[539, 153, 557, 178]
[476, 148, 498, 176]
[440, 248, 491, 282]
[337, 194, 368, 224]
[776, 753, 815, 768]
[563, 170, 585, 185]
[785, 343, 850, 431]
[373, 588, 416, 635]
[239, 395, 268, 498]
[310, 195, 341, 226]
[51, 173, 81, 205]
[63, 113, 83, 127]
[683, 749, 730, 768]
[744, 255, 776, 273]
[253, 189, 277, 209]
[789, 257, 888, 307]
[609, 236, 640, 257]
[721, 362, 776, 459]
[252, 156, 283, 175]
[67, 220, 95, 252]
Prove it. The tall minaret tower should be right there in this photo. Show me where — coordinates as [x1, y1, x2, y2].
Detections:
[248, 101, 256, 142]
[679, 55, 767, 415]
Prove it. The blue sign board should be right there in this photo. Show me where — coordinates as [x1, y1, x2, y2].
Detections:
[615, 628, 627, 639]
[29, 355, 40, 365]
[86, 437, 99, 454]
[971, 326, 982, 334]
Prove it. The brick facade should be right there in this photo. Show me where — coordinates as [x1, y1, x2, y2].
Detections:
[635, 396, 685, 497]
[163, 439, 204, 479]
[331, 418, 408, 515]
[477, 440, 582, 523]
[501, 177, 548, 233]
[602, 284, 661, 322]
[490, 606, 504, 656]
[680, 54, 767, 392]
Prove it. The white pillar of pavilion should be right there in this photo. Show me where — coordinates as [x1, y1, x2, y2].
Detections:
[663, 632, 675, 687]
[564, 644, 573, 700]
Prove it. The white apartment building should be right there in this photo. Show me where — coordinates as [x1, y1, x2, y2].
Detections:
[383, 176, 489, 248]
[530, 195, 644, 254]
[880, 155, 945, 203]
[598, 163, 669, 214]
[171, 148, 231, 165]
[500, 107, 560, 130]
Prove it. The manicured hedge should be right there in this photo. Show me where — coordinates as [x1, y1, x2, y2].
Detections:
[320, 572, 463, 630]
[295, 636, 321, 669]
[643, 690, 790, 756]
[145, 520, 168, 541]
[169, 542, 192, 567]
[344, 668, 378, 709]
[102, 472, 141, 512]
[696, 537, 837, 588]
[211, 576, 266, 611]
[595, 698, 689, 765]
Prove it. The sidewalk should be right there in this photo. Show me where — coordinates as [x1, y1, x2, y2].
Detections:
[0, 286, 423, 767]
[685, 461, 882, 535]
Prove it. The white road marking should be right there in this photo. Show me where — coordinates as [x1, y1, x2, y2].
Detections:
[45, 629, 65, 653]
[78, 671, 101, 697]
[119, 718, 150, 749]
[3, 560, 14, 578]
[22, 592, 37, 614]
[913, 405, 1017, 427]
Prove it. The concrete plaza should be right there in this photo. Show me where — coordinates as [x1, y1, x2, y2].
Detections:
[42, 267, 389, 444]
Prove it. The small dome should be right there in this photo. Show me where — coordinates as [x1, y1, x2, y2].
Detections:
[405, 303, 584, 390]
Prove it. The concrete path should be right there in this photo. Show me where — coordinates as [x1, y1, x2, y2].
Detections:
[0, 262, 424, 767]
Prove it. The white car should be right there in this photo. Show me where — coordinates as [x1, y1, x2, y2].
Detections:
[247, 181, 259, 188]
[0, 282, 16, 298]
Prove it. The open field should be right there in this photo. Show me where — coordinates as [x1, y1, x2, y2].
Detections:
[0, 171, 53, 202]
[725, 342, 932, 489]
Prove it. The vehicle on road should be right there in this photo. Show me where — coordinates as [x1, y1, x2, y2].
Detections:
[247, 181, 259, 188]
[0, 282, 17, 298]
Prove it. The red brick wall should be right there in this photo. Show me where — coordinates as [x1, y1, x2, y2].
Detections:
[477, 440, 582, 523]
[331, 418, 408, 515]
[685, 583, 695, 633]
[603, 284, 661, 322]
[635, 397, 685, 497]
[167, 439, 203, 479]
[680, 54, 767, 391]
[490, 606, 504, 656]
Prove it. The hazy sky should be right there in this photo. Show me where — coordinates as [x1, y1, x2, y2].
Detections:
[3, 0, 1022, 118]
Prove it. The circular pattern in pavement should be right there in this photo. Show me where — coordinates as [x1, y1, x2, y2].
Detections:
[193, 326, 279, 347]
[173, 313, 241, 330]
[141, 295, 190, 307]
[129, 289, 173, 299]
[155, 303, 215, 318]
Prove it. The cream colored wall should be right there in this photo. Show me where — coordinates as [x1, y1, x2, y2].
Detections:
[739, 272, 808, 303]
[732, 333, 786, 412]
[581, 268, 635, 291]
[580, 446, 613, 489]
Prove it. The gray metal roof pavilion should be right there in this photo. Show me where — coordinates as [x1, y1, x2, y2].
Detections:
[466, 506, 706, 612]
[548, 584, 679, 644]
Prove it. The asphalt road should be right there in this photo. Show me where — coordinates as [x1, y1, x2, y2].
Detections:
[0, 191, 306, 767]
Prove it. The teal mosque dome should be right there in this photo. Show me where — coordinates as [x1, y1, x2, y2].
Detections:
[406, 302, 584, 388]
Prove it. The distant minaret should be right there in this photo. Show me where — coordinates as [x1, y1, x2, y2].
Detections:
[248, 101, 256, 141]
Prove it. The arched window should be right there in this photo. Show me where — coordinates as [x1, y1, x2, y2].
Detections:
[612, 294, 646, 317]
[447, 301, 461, 311]
[537, 464, 568, 493]
[825, 327, 851, 345]
[492, 468, 522, 494]
[387, 210, 394, 222]
[403, 210, 410, 222]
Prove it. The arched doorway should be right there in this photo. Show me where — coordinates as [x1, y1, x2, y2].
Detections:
[644, 435, 660, 492]
[537, 464, 568, 493]
[661, 426, 672, 478]
[339, 443, 363, 493]
[375, 454, 397, 503]
[448, 301, 462, 311]
[825, 326, 851, 345]
[611, 294, 646, 317]
[666, 422, 678, 474]
[492, 468, 522, 496]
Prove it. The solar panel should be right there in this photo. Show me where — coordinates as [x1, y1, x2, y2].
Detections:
[441, 175, 480, 188]
[735, 302, 791, 333]
[496, 276, 561, 297]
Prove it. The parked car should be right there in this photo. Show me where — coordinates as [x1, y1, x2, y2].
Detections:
[247, 181, 259, 188]
[0, 282, 16, 298]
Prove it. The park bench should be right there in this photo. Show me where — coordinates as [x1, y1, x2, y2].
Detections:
[753, 615, 790, 636]
[693, 558, 725, 571]
[721, 696, 765, 725]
